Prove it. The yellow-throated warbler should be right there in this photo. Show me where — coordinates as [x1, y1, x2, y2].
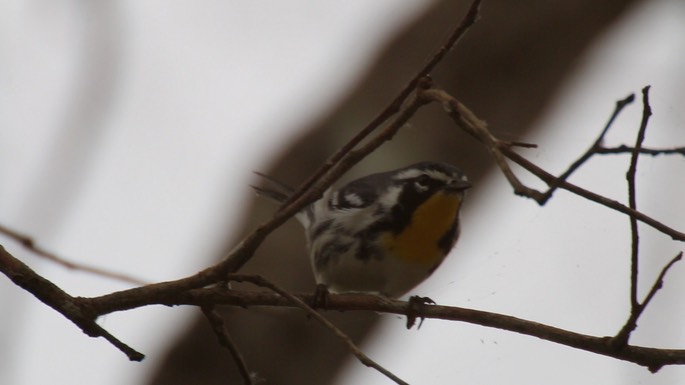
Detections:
[253, 161, 471, 298]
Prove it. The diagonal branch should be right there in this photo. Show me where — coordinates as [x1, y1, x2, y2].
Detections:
[612, 252, 683, 350]
[418, 86, 685, 242]
[159, 2, 484, 292]
[280, 0, 482, 210]
[500, 148, 685, 241]
[0, 223, 147, 286]
[538, 93, 636, 203]
[420, 88, 544, 201]
[0, 245, 144, 361]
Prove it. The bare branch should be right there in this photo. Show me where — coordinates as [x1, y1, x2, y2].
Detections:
[500, 148, 685, 241]
[627, 86, 653, 309]
[596, 145, 685, 157]
[419, 88, 545, 201]
[80, 281, 685, 373]
[610, 87, 683, 351]
[417, 86, 685, 242]
[0, 245, 144, 361]
[539, 92, 636, 203]
[612, 252, 683, 352]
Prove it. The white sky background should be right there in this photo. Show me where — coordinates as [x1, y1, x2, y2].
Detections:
[0, 1, 684, 385]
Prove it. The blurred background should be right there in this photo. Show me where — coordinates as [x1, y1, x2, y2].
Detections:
[1, 0, 684, 384]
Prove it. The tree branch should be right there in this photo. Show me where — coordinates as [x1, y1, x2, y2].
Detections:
[609, 86, 683, 351]
[0, 223, 147, 286]
[596, 145, 685, 157]
[0, 245, 144, 361]
[76, 277, 685, 373]
[418, 86, 685, 242]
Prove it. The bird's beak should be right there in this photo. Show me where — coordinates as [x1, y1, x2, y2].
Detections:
[445, 179, 472, 192]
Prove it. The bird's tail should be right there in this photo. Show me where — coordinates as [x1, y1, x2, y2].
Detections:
[250, 171, 295, 204]
[252, 172, 315, 228]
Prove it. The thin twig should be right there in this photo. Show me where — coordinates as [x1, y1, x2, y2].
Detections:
[418, 86, 685, 242]
[186, 1, 483, 285]
[627, 86, 653, 309]
[639, 252, 684, 317]
[226, 274, 409, 385]
[597, 145, 685, 156]
[419, 88, 545, 201]
[539, 93, 636, 203]
[201, 306, 255, 385]
[0, 223, 148, 286]
[611, 86, 663, 348]
[212, 77, 432, 280]
[500, 148, 685, 241]
[612, 252, 683, 352]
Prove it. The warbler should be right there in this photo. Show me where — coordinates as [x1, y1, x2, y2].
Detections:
[253, 161, 471, 298]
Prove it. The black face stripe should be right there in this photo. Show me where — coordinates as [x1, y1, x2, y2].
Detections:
[354, 181, 433, 238]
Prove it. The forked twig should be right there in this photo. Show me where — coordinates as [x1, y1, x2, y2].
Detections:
[227, 274, 409, 385]
[417, 86, 685, 242]
[539, 93, 636, 202]
[627, 86, 653, 309]
[609, 87, 683, 351]
[612, 252, 683, 355]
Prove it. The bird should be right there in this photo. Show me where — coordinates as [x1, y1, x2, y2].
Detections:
[252, 161, 471, 298]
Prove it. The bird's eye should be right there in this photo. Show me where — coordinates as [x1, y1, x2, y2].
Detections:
[414, 174, 432, 190]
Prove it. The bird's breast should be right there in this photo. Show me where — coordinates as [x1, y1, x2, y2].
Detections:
[379, 191, 462, 266]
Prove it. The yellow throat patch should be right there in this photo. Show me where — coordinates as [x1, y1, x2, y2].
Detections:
[380, 191, 461, 266]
